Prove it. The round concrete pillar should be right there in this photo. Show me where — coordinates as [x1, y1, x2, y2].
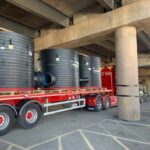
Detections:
[115, 26, 140, 121]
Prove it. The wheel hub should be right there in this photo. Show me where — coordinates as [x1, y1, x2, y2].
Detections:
[25, 109, 38, 124]
[0, 115, 4, 125]
[0, 113, 10, 130]
[26, 111, 33, 120]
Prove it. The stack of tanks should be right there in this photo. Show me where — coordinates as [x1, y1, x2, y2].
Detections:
[37, 49, 101, 88]
[0, 31, 34, 89]
[0, 31, 101, 90]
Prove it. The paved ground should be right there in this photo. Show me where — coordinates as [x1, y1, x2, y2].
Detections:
[1, 99, 150, 150]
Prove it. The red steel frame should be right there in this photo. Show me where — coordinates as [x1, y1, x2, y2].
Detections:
[0, 87, 117, 108]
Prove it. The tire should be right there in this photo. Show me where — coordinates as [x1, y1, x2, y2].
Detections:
[94, 96, 103, 112]
[103, 96, 111, 110]
[18, 103, 42, 129]
[0, 106, 15, 136]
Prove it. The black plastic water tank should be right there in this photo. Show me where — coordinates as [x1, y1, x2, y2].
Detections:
[79, 55, 101, 87]
[90, 56, 101, 87]
[39, 49, 79, 88]
[79, 55, 92, 87]
[0, 31, 34, 89]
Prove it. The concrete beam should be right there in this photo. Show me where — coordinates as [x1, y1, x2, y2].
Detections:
[6, 0, 69, 27]
[73, 48, 101, 57]
[138, 32, 150, 49]
[73, 5, 104, 25]
[95, 40, 115, 51]
[138, 54, 150, 67]
[35, 0, 150, 51]
[139, 68, 150, 76]
[97, 0, 114, 10]
[100, 53, 150, 67]
[122, 0, 143, 5]
[0, 16, 37, 38]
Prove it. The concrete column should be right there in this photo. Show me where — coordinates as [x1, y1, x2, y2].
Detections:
[115, 26, 140, 121]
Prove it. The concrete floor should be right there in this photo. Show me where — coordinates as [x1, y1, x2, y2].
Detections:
[1, 99, 150, 150]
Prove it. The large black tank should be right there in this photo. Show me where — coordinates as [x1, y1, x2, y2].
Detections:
[0, 31, 34, 88]
[90, 56, 101, 87]
[79, 55, 91, 87]
[79, 55, 101, 87]
[39, 49, 79, 88]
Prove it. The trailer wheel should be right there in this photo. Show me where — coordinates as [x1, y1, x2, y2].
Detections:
[94, 96, 103, 112]
[103, 96, 111, 110]
[0, 106, 15, 136]
[18, 103, 42, 129]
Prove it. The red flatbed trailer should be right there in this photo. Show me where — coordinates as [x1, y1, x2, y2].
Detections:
[0, 87, 117, 136]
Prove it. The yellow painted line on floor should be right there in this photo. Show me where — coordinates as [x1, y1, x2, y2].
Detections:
[79, 129, 95, 150]
[102, 119, 150, 128]
[81, 123, 97, 129]
[113, 121, 146, 141]
[82, 129, 150, 146]
[0, 139, 25, 150]
[27, 123, 98, 149]
[27, 129, 78, 149]
[113, 137, 130, 150]
[58, 136, 63, 150]
[6, 145, 13, 150]
[98, 123, 130, 150]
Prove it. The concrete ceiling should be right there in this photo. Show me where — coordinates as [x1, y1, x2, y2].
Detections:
[0, 0, 149, 59]
[41, 0, 96, 17]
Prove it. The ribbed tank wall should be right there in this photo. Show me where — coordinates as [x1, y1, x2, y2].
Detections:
[79, 55, 91, 87]
[0, 31, 34, 88]
[39, 49, 79, 88]
[90, 56, 101, 87]
[79, 55, 101, 87]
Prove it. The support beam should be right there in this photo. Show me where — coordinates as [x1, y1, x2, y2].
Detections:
[42, 0, 74, 17]
[115, 26, 140, 121]
[145, 78, 150, 95]
[138, 32, 150, 49]
[122, 0, 143, 5]
[138, 54, 150, 67]
[96, 53, 150, 67]
[73, 48, 101, 57]
[97, 0, 114, 10]
[42, 0, 95, 17]
[6, 0, 69, 27]
[95, 40, 115, 51]
[73, 5, 104, 25]
[0, 16, 37, 38]
[139, 68, 150, 76]
[35, 0, 150, 51]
